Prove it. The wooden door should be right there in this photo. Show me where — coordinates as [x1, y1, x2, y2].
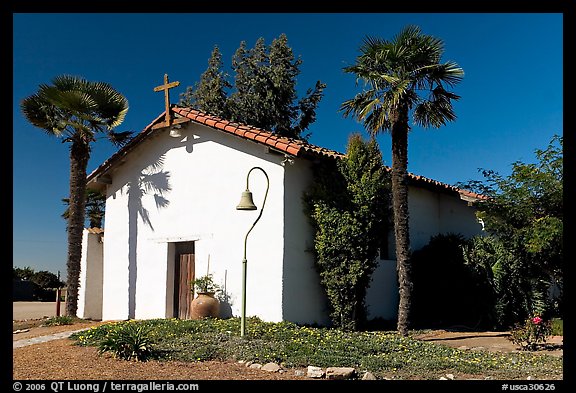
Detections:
[177, 254, 195, 319]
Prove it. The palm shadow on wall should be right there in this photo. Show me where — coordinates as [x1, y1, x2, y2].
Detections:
[126, 154, 171, 319]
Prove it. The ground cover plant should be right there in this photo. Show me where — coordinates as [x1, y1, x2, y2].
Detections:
[42, 316, 76, 326]
[70, 318, 562, 380]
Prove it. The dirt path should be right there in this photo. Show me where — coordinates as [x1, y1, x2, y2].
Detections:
[415, 330, 563, 357]
[13, 320, 105, 341]
[13, 302, 58, 320]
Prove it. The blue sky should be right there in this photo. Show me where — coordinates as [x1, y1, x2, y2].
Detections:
[12, 13, 563, 277]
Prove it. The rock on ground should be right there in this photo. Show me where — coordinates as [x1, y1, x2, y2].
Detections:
[326, 367, 356, 380]
[249, 363, 262, 369]
[362, 371, 377, 380]
[307, 366, 325, 378]
[261, 363, 281, 373]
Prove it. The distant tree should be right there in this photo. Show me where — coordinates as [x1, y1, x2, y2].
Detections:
[62, 189, 106, 228]
[460, 134, 563, 323]
[179, 45, 231, 119]
[13, 267, 64, 301]
[31, 270, 65, 289]
[305, 134, 391, 330]
[21, 75, 130, 316]
[13, 266, 35, 281]
[341, 26, 464, 336]
[180, 34, 326, 140]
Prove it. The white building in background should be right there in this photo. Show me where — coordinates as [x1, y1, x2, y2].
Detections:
[77, 106, 484, 324]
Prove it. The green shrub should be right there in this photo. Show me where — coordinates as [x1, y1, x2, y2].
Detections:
[98, 322, 154, 361]
[42, 316, 74, 326]
[304, 135, 390, 330]
[463, 235, 555, 329]
[411, 234, 493, 329]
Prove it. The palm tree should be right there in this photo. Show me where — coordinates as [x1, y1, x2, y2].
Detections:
[341, 26, 464, 336]
[62, 189, 106, 228]
[21, 75, 130, 316]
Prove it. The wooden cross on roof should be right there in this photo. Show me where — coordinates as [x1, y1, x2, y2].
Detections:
[153, 74, 180, 127]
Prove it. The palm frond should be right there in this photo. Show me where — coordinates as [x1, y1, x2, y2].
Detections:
[363, 106, 391, 135]
[389, 79, 411, 107]
[425, 61, 464, 87]
[52, 74, 89, 91]
[357, 97, 382, 120]
[341, 89, 385, 123]
[21, 94, 57, 133]
[360, 35, 387, 55]
[360, 72, 398, 90]
[106, 130, 133, 147]
[410, 34, 444, 66]
[89, 81, 129, 129]
[393, 25, 422, 47]
[413, 99, 457, 128]
[413, 82, 460, 128]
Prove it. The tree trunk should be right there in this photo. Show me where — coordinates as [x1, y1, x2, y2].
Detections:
[390, 109, 412, 337]
[65, 139, 90, 317]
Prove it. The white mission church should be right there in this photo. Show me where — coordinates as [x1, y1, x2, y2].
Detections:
[76, 87, 484, 325]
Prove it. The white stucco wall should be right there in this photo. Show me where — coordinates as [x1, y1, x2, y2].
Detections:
[77, 229, 103, 320]
[384, 185, 484, 259]
[408, 186, 442, 252]
[438, 193, 483, 239]
[100, 123, 287, 322]
[365, 259, 399, 320]
[282, 158, 331, 325]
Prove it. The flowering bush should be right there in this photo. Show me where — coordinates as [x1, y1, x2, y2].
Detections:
[508, 315, 552, 350]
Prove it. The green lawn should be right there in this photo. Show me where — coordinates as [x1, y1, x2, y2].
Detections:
[551, 319, 563, 336]
[70, 318, 562, 380]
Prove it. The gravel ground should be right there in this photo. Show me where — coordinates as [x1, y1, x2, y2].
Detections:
[13, 338, 310, 380]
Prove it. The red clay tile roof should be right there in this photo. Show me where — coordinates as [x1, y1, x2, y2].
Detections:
[171, 106, 344, 159]
[391, 169, 487, 200]
[87, 106, 485, 201]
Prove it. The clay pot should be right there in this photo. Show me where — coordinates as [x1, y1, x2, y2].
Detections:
[190, 293, 220, 320]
